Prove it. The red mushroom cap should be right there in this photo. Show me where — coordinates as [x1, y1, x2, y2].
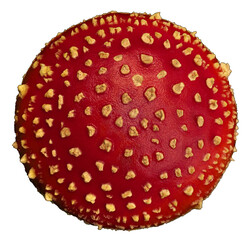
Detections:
[14, 12, 238, 230]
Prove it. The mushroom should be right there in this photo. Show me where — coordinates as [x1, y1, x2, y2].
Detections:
[14, 11, 238, 230]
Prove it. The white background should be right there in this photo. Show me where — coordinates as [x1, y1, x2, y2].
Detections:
[1, 0, 247, 239]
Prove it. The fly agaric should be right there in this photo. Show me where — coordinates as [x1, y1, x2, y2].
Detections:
[14, 11, 238, 230]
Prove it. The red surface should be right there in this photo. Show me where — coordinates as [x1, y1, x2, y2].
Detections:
[15, 12, 237, 230]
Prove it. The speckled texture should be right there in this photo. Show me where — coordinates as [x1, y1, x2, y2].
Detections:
[14, 12, 238, 230]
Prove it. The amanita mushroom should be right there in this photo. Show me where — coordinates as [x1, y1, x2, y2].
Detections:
[14, 11, 238, 230]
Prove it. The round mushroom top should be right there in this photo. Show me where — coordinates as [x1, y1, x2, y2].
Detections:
[14, 12, 237, 230]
